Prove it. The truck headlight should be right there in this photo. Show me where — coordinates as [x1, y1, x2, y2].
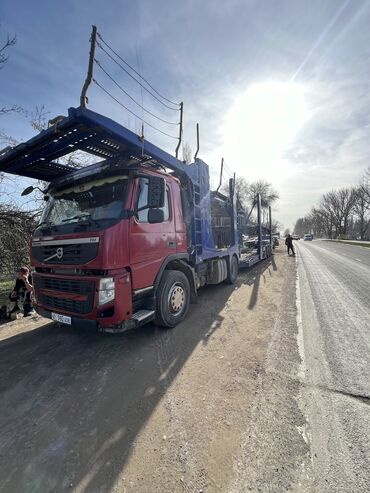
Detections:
[98, 277, 115, 305]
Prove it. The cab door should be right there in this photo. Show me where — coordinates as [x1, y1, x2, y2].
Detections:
[129, 176, 176, 289]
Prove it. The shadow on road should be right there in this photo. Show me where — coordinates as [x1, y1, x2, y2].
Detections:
[0, 254, 279, 493]
[241, 255, 277, 310]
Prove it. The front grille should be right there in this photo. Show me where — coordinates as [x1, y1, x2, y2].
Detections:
[44, 296, 85, 314]
[43, 277, 82, 293]
[35, 276, 95, 315]
[32, 242, 99, 265]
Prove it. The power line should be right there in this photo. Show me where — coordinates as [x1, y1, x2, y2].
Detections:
[223, 164, 234, 178]
[92, 78, 179, 140]
[96, 37, 180, 110]
[223, 168, 234, 178]
[135, 44, 145, 134]
[223, 160, 233, 172]
[223, 162, 235, 178]
[95, 59, 179, 126]
[97, 32, 180, 107]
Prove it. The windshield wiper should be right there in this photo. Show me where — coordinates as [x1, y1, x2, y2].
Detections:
[36, 221, 54, 229]
[62, 214, 100, 227]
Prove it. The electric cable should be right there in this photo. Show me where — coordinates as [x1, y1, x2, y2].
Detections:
[97, 32, 180, 107]
[96, 39, 180, 111]
[95, 59, 179, 125]
[92, 78, 179, 140]
[223, 161, 235, 177]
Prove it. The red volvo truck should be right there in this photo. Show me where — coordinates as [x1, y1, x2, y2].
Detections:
[0, 107, 250, 331]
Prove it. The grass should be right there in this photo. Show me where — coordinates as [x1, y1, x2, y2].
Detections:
[325, 240, 370, 248]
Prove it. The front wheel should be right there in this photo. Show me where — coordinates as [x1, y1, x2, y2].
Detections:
[225, 255, 239, 284]
[155, 270, 190, 328]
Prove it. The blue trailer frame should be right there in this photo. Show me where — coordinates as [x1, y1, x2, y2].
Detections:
[0, 106, 239, 265]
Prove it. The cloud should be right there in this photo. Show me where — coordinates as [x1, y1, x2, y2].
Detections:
[1, 0, 370, 232]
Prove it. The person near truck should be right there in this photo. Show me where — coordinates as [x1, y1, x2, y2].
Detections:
[9, 267, 35, 316]
[285, 234, 295, 256]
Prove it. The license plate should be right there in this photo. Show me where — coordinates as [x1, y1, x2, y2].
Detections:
[51, 312, 71, 325]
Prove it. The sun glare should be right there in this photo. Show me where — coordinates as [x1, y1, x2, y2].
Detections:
[222, 82, 309, 182]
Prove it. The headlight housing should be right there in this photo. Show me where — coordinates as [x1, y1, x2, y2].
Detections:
[98, 277, 115, 305]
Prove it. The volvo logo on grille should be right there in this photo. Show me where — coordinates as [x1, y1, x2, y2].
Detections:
[44, 247, 64, 262]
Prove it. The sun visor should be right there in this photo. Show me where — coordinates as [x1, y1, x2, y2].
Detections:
[53, 175, 128, 196]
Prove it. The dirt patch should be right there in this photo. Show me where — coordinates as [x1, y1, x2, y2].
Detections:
[112, 250, 288, 493]
[0, 313, 50, 342]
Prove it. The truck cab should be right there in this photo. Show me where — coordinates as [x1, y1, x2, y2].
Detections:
[30, 159, 192, 330]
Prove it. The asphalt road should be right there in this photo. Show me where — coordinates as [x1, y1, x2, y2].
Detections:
[296, 240, 370, 492]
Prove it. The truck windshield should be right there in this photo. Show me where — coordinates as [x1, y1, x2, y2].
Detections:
[38, 175, 129, 229]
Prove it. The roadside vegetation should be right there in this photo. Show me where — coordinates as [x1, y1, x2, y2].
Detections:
[0, 280, 13, 307]
[293, 167, 370, 240]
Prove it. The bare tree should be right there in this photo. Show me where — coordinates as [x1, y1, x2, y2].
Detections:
[293, 218, 304, 237]
[29, 105, 49, 132]
[0, 31, 16, 66]
[182, 142, 192, 164]
[360, 166, 370, 206]
[293, 168, 369, 240]
[0, 26, 22, 116]
[221, 176, 250, 207]
[336, 188, 357, 237]
[309, 207, 328, 237]
[320, 191, 339, 238]
[353, 186, 370, 240]
[271, 219, 282, 234]
[235, 177, 250, 207]
[247, 179, 279, 208]
[0, 204, 38, 278]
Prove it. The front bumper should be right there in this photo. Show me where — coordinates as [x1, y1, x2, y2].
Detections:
[33, 270, 133, 329]
[36, 306, 98, 329]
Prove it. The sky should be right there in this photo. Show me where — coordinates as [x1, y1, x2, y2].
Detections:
[1, 0, 370, 230]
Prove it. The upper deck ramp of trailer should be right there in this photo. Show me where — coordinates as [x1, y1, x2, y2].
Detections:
[0, 106, 198, 183]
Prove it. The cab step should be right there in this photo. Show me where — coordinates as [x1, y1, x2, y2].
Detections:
[132, 310, 155, 323]
[100, 310, 155, 334]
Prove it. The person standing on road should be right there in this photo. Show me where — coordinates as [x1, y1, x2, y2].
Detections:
[9, 267, 35, 316]
[285, 234, 295, 256]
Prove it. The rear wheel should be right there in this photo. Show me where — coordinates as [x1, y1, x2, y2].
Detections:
[155, 270, 190, 327]
[226, 255, 239, 284]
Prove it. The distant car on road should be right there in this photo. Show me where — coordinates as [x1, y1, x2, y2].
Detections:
[292, 234, 300, 240]
[304, 234, 313, 241]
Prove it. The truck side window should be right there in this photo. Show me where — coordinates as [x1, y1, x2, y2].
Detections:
[136, 177, 170, 222]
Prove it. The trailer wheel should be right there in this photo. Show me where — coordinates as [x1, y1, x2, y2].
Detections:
[226, 255, 239, 284]
[155, 270, 190, 328]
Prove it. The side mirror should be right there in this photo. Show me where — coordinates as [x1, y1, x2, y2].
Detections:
[147, 177, 165, 208]
[148, 208, 164, 224]
[21, 185, 46, 197]
[21, 186, 35, 196]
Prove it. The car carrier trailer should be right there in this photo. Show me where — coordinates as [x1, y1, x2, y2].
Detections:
[0, 106, 272, 332]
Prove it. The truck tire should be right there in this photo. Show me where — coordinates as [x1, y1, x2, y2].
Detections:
[154, 270, 190, 328]
[225, 255, 239, 284]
